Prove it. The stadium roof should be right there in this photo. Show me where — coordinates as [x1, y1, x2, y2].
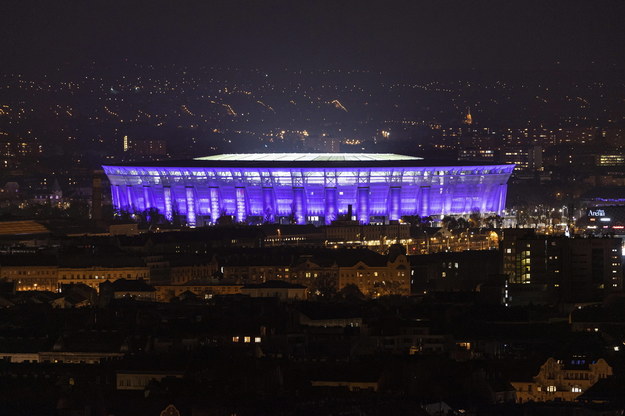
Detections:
[109, 153, 512, 169]
[194, 153, 422, 162]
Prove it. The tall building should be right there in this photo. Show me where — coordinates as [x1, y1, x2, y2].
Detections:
[501, 146, 543, 171]
[103, 153, 514, 227]
[501, 229, 622, 303]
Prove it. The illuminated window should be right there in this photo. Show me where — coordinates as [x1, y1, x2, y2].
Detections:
[547, 386, 556, 392]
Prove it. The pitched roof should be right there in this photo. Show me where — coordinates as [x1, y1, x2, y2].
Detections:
[108, 278, 155, 292]
[0, 220, 49, 236]
[242, 280, 306, 289]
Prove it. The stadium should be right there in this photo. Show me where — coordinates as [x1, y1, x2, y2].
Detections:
[102, 153, 515, 226]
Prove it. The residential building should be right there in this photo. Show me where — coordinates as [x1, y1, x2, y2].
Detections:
[240, 280, 308, 301]
[512, 357, 613, 403]
[501, 230, 622, 303]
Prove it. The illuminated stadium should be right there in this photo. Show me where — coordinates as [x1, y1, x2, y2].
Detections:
[102, 153, 515, 226]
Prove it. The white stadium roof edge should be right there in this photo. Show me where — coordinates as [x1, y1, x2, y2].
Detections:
[193, 153, 423, 162]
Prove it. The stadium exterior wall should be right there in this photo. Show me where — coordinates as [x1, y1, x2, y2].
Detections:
[102, 155, 515, 226]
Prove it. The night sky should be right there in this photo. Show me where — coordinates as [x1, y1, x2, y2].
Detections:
[2, 0, 625, 72]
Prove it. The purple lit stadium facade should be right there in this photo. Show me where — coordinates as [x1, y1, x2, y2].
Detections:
[102, 153, 515, 226]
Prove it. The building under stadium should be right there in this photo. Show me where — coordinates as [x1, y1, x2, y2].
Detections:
[102, 153, 515, 226]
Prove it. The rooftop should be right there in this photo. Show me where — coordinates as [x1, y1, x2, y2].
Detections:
[242, 280, 307, 289]
[0, 220, 49, 236]
[194, 153, 422, 162]
[106, 153, 513, 169]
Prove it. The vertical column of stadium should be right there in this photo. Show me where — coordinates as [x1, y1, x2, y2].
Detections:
[262, 170, 276, 223]
[388, 169, 401, 221]
[356, 169, 370, 224]
[143, 186, 153, 211]
[185, 186, 197, 227]
[324, 170, 337, 224]
[292, 169, 306, 224]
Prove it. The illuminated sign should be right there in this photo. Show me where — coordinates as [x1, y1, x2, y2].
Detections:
[588, 209, 606, 217]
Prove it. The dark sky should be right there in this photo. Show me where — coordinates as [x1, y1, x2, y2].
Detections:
[2, 0, 625, 72]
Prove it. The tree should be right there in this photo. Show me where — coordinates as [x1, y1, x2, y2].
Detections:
[138, 207, 167, 228]
[441, 216, 458, 230]
[113, 208, 134, 222]
[456, 217, 469, 229]
[310, 273, 337, 298]
[421, 216, 434, 227]
[484, 215, 504, 228]
[338, 284, 365, 301]
[373, 280, 403, 297]
[401, 215, 421, 226]
[263, 206, 274, 224]
[216, 210, 234, 226]
[469, 210, 482, 228]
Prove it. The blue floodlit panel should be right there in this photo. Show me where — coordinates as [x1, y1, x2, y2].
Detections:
[235, 187, 247, 223]
[112, 185, 121, 210]
[293, 187, 306, 225]
[163, 186, 173, 221]
[357, 187, 369, 224]
[185, 187, 197, 227]
[324, 187, 337, 224]
[262, 187, 276, 223]
[209, 187, 220, 223]
[103, 154, 515, 225]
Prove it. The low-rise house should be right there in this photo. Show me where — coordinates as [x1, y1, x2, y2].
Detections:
[58, 255, 150, 290]
[241, 280, 307, 301]
[365, 319, 452, 355]
[154, 281, 243, 302]
[0, 254, 58, 291]
[168, 254, 219, 284]
[310, 378, 380, 392]
[337, 248, 410, 297]
[51, 292, 91, 308]
[100, 278, 156, 302]
[116, 370, 184, 391]
[310, 365, 382, 392]
[299, 312, 363, 328]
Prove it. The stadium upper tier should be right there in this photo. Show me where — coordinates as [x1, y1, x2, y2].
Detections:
[103, 153, 515, 226]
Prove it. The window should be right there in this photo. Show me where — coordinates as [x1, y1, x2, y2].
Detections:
[547, 386, 556, 392]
